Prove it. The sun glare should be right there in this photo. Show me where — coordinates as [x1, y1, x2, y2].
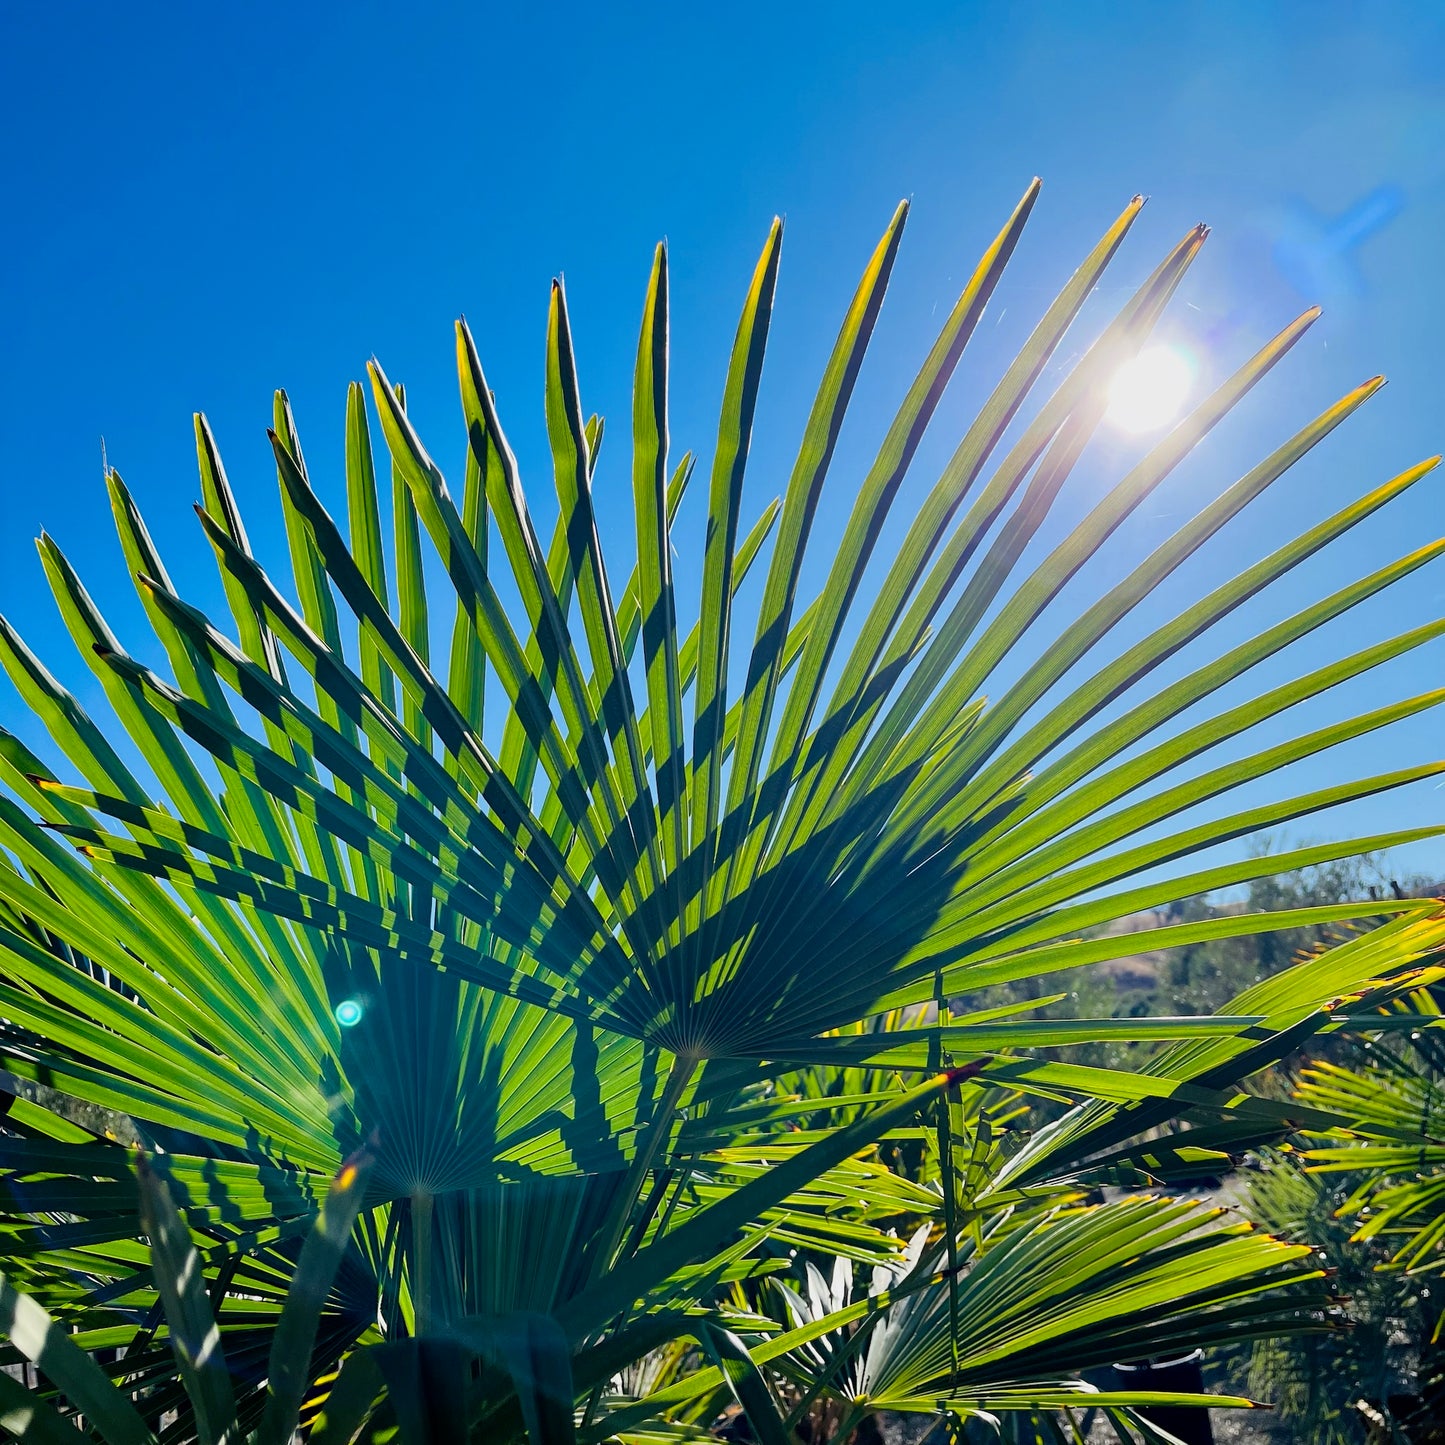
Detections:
[1106, 344, 1195, 434]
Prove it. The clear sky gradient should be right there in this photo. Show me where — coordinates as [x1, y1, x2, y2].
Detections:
[3, 2, 1444, 885]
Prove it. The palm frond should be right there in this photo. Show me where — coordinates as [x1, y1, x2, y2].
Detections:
[1, 183, 1442, 1440]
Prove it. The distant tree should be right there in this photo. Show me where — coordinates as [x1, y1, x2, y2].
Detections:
[1162, 849, 1425, 1016]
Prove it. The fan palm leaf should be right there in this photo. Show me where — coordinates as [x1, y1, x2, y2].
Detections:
[1297, 987, 1445, 1276]
[1, 180, 1443, 1439]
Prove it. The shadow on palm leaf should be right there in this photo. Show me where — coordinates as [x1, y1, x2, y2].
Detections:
[668, 800, 974, 1059]
[321, 940, 674, 1182]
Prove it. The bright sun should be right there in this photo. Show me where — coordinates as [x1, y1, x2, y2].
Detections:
[1106, 344, 1194, 434]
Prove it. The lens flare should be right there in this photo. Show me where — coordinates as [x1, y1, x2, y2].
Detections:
[1106, 344, 1194, 434]
[334, 998, 364, 1028]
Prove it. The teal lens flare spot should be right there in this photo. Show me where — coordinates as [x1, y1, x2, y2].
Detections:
[335, 998, 364, 1027]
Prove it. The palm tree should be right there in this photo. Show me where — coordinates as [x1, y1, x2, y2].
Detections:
[0, 180, 1442, 1442]
[1241, 984, 1445, 1442]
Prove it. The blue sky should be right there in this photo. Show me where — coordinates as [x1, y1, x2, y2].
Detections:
[3, 1, 1445, 883]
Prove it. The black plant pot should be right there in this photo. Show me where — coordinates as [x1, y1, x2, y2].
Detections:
[1112, 1349, 1215, 1445]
